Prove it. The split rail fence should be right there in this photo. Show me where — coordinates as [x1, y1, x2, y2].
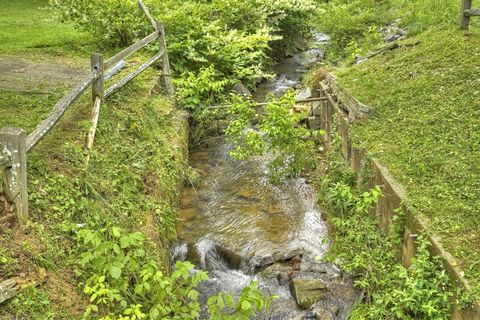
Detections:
[0, 1, 174, 224]
[460, 0, 480, 29]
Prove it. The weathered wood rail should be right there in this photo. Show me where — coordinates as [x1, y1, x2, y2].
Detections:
[460, 0, 480, 29]
[0, 0, 174, 225]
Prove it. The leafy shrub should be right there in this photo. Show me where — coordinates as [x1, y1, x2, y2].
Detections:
[50, 0, 317, 109]
[76, 225, 274, 319]
[225, 91, 318, 183]
[321, 157, 453, 319]
[49, 0, 154, 47]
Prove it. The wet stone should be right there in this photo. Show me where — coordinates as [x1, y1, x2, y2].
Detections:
[272, 248, 304, 262]
[296, 87, 312, 100]
[248, 255, 275, 273]
[277, 271, 290, 286]
[258, 262, 290, 279]
[312, 305, 334, 320]
[290, 278, 327, 309]
[232, 82, 251, 97]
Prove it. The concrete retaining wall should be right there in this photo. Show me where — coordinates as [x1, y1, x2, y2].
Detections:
[311, 77, 480, 319]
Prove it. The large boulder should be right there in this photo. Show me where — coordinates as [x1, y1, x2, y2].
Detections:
[290, 278, 327, 309]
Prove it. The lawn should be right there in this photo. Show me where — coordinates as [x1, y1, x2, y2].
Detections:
[0, 0, 91, 57]
[335, 26, 480, 296]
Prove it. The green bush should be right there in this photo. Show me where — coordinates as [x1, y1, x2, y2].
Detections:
[50, 0, 317, 109]
[225, 91, 319, 183]
[321, 154, 453, 319]
[77, 225, 274, 319]
[49, 0, 154, 47]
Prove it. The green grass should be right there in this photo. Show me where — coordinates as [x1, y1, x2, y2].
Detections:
[0, 68, 187, 318]
[0, 2, 187, 318]
[335, 27, 480, 296]
[0, 0, 92, 57]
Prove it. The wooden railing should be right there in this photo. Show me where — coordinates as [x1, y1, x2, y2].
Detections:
[460, 0, 480, 29]
[0, 0, 174, 224]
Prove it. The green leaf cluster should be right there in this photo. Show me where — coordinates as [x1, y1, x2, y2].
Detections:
[320, 151, 453, 319]
[76, 225, 273, 319]
[50, 0, 317, 110]
[225, 91, 318, 183]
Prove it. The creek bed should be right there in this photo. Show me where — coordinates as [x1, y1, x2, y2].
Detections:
[173, 33, 361, 319]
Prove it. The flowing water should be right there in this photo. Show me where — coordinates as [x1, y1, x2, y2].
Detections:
[173, 34, 360, 319]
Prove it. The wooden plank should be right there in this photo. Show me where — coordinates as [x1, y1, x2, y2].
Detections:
[138, 0, 157, 29]
[0, 128, 28, 224]
[85, 96, 102, 163]
[104, 31, 159, 69]
[104, 51, 164, 98]
[0, 278, 20, 304]
[156, 21, 175, 96]
[460, 0, 473, 29]
[26, 72, 97, 151]
[104, 60, 127, 81]
[207, 97, 328, 110]
[464, 8, 480, 16]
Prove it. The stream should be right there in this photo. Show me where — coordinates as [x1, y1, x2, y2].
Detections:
[173, 34, 361, 319]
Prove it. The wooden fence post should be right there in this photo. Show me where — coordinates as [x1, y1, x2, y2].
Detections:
[86, 54, 104, 160]
[460, 0, 473, 30]
[0, 128, 28, 224]
[91, 53, 104, 99]
[155, 21, 175, 97]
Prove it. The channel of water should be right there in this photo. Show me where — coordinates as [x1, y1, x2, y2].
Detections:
[173, 34, 361, 319]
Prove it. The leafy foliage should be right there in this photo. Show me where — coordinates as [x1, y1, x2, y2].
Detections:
[49, 0, 153, 47]
[319, 150, 453, 319]
[225, 91, 318, 183]
[76, 225, 273, 319]
[50, 0, 317, 110]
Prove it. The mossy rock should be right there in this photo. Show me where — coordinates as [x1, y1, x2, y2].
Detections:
[290, 279, 327, 309]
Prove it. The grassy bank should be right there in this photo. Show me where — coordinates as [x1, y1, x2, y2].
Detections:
[335, 27, 480, 297]
[0, 65, 187, 318]
[0, 2, 188, 318]
[314, 147, 454, 319]
[317, 0, 480, 301]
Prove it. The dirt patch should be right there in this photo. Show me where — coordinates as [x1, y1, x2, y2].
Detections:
[0, 57, 87, 93]
[44, 269, 86, 316]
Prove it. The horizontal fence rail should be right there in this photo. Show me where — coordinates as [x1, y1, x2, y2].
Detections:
[26, 71, 98, 151]
[104, 60, 127, 81]
[104, 30, 159, 69]
[105, 50, 164, 98]
[0, 0, 175, 225]
[206, 97, 328, 110]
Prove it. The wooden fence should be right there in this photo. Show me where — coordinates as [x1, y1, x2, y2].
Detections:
[0, 1, 174, 224]
[460, 0, 480, 29]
